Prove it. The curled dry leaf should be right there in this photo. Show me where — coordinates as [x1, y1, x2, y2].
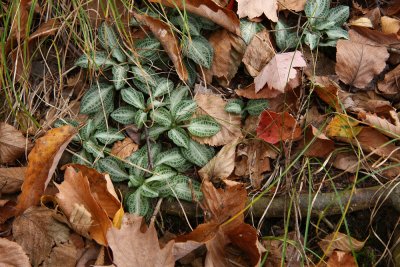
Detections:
[204, 29, 246, 86]
[15, 125, 77, 216]
[300, 125, 335, 158]
[0, 238, 30, 267]
[326, 251, 357, 267]
[28, 18, 61, 40]
[132, 11, 188, 82]
[237, 0, 278, 22]
[104, 214, 175, 267]
[0, 122, 32, 164]
[193, 93, 242, 146]
[335, 40, 389, 89]
[378, 64, 400, 95]
[318, 232, 365, 257]
[13, 207, 71, 267]
[149, 0, 240, 35]
[0, 167, 26, 194]
[55, 167, 112, 246]
[256, 111, 302, 144]
[254, 51, 306, 93]
[242, 29, 275, 77]
[111, 137, 138, 159]
[359, 112, 400, 139]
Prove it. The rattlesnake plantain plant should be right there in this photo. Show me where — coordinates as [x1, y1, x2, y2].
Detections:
[275, 0, 349, 50]
[225, 98, 269, 117]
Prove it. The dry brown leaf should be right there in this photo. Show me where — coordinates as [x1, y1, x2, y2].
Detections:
[378, 64, 400, 95]
[242, 29, 275, 77]
[0, 122, 32, 164]
[303, 47, 336, 78]
[15, 125, 77, 216]
[132, 12, 188, 82]
[327, 251, 357, 267]
[199, 139, 239, 182]
[150, 0, 240, 35]
[349, 26, 400, 49]
[0, 167, 26, 194]
[0, 200, 17, 224]
[56, 167, 112, 246]
[332, 152, 360, 173]
[277, 0, 306, 12]
[381, 16, 400, 35]
[236, 83, 280, 99]
[254, 51, 306, 92]
[105, 214, 175, 267]
[262, 232, 303, 266]
[335, 40, 389, 89]
[237, 0, 278, 22]
[13, 207, 71, 267]
[204, 29, 246, 86]
[42, 243, 79, 267]
[0, 238, 30, 267]
[349, 17, 373, 28]
[28, 18, 61, 40]
[300, 125, 335, 158]
[234, 139, 277, 189]
[359, 112, 400, 139]
[318, 232, 365, 257]
[193, 93, 242, 146]
[111, 137, 138, 159]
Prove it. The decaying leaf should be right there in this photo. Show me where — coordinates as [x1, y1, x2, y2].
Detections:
[111, 137, 138, 159]
[55, 167, 112, 245]
[300, 125, 335, 158]
[199, 139, 239, 182]
[0, 167, 26, 194]
[234, 139, 277, 189]
[13, 207, 71, 267]
[237, 0, 278, 22]
[242, 29, 275, 77]
[105, 214, 175, 267]
[132, 12, 188, 82]
[378, 64, 400, 95]
[15, 125, 76, 216]
[193, 92, 242, 146]
[150, 0, 240, 35]
[204, 29, 246, 86]
[326, 251, 357, 267]
[28, 18, 61, 40]
[262, 232, 303, 266]
[335, 40, 389, 89]
[257, 111, 302, 144]
[278, 0, 306, 11]
[318, 232, 365, 256]
[236, 83, 280, 99]
[0, 122, 32, 164]
[254, 51, 306, 92]
[359, 112, 400, 139]
[0, 238, 30, 267]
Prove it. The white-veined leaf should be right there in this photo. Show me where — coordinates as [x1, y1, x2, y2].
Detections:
[140, 184, 159, 198]
[225, 99, 244, 114]
[98, 157, 129, 182]
[134, 110, 147, 128]
[274, 20, 298, 51]
[240, 19, 264, 44]
[133, 79, 153, 95]
[94, 128, 125, 144]
[79, 119, 95, 141]
[319, 39, 339, 47]
[183, 36, 214, 69]
[145, 165, 177, 183]
[245, 99, 269, 116]
[111, 106, 136, 124]
[172, 100, 197, 122]
[153, 77, 174, 98]
[126, 189, 150, 216]
[131, 66, 158, 87]
[112, 64, 129, 90]
[305, 0, 330, 26]
[71, 149, 94, 166]
[147, 124, 169, 140]
[172, 178, 202, 201]
[99, 22, 126, 62]
[169, 85, 189, 111]
[121, 87, 146, 110]
[80, 83, 114, 114]
[135, 37, 161, 62]
[184, 58, 197, 87]
[154, 148, 187, 169]
[83, 139, 105, 158]
[168, 127, 190, 149]
[75, 51, 116, 70]
[170, 15, 202, 36]
[188, 115, 220, 137]
[126, 153, 148, 178]
[180, 139, 215, 167]
[151, 107, 172, 127]
[128, 175, 145, 188]
[315, 5, 349, 30]
[325, 27, 349, 40]
[305, 31, 320, 50]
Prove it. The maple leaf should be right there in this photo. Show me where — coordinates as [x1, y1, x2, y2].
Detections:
[335, 39, 389, 88]
[0, 167, 26, 194]
[254, 51, 306, 93]
[237, 0, 278, 22]
[0, 238, 30, 267]
[0, 122, 32, 164]
[193, 93, 242, 146]
[103, 214, 175, 267]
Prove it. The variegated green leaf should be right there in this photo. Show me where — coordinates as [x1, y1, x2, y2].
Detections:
[131, 66, 158, 87]
[172, 100, 197, 122]
[133, 79, 153, 95]
[305, 0, 330, 26]
[91, 111, 108, 130]
[169, 85, 189, 111]
[146, 97, 165, 109]
[128, 175, 145, 188]
[240, 19, 264, 44]
[245, 99, 269, 116]
[75, 51, 116, 70]
[195, 15, 217, 30]
[225, 99, 244, 114]
[183, 36, 214, 68]
[134, 110, 147, 128]
[171, 15, 202, 36]
[184, 58, 197, 87]
[99, 22, 126, 62]
[112, 64, 129, 90]
[80, 83, 114, 114]
[98, 157, 129, 182]
[153, 77, 174, 98]
[94, 128, 125, 144]
[71, 149, 94, 166]
[304, 31, 320, 50]
[121, 87, 145, 110]
[126, 153, 148, 178]
[135, 37, 161, 62]
[172, 178, 202, 201]
[126, 189, 150, 216]
[147, 124, 169, 140]
[83, 139, 104, 158]
[188, 115, 220, 137]
[140, 184, 159, 198]
[319, 39, 339, 47]
[154, 148, 187, 169]
[275, 20, 298, 51]
[151, 107, 172, 127]
[111, 106, 136, 124]
[315, 5, 349, 30]
[145, 165, 177, 183]
[168, 127, 190, 149]
[180, 139, 215, 167]
[325, 27, 349, 40]
[174, 161, 193, 172]
[79, 119, 95, 141]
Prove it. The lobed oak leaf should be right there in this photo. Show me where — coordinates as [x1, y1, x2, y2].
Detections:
[0, 167, 26, 194]
[15, 125, 76, 216]
[256, 111, 302, 144]
[237, 0, 278, 22]
[318, 232, 365, 257]
[254, 51, 306, 93]
[0, 122, 32, 164]
[335, 40, 389, 89]
[0, 238, 30, 267]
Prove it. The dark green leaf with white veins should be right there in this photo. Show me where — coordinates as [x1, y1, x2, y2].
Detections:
[274, 20, 298, 51]
[145, 165, 177, 183]
[91, 111, 108, 130]
[225, 99, 244, 114]
[172, 100, 197, 123]
[83, 139, 104, 158]
[133, 79, 153, 95]
[128, 175, 145, 188]
[98, 157, 129, 182]
[325, 27, 349, 40]
[147, 124, 169, 140]
[153, 77, 174, 98]
[121, 87, 145, 110]
[171, 15, 202, 36]
[112, 64, 129, 90]
[304, 31, 320, 50]
[245, 99, 269, 116]
[72, 149, 94, 166]
[134, 110, 148, 128]
[131, 66, 158, 87]
[240, 19, 264, 44]
[169, 85, 189, 111]
[151, 107, 172, 127]
[168, 127, 190, 149]
[305, 0, 330, 26]
[135, 37, 161, 61]
[75, 51, 116, 70]
[111, 106, 136, 125]
[315, 5, 349, 30]
[180, 139, 215, 167]
[79, 119, 95, 141]
[183, 36, 214, 69]
[80, 83, 114, 114]
[173, 178, 202, 201]
[94, 128, 125, 144]
[140, 184, 159, 198]
[126, 189, 150, 216]
[188, 115, 220, 137]
[99, 22, 126, 62]
[127, 154, 148, 178]
[154, 148, 187, 169]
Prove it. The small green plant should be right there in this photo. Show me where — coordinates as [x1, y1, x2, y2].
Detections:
[275, 0, 349, 50]
[225, 98, 269, 116]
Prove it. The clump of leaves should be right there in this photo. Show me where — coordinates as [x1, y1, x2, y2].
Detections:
[275, 0, 349, 50]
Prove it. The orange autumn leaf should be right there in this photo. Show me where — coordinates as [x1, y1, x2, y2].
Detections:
[325, 115, 362, 139]
[15, 125, 77, 216]
[326, 251, 357, 267]
[256, 111, 302, 144]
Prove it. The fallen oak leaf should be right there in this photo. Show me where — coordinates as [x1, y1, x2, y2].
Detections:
[278, 0, 306, 12]
[237, 0, 278, 22]
[15, 125, 76, 216]
[254, 51, 306, 93]
[0, 238, 30, 267]
[0, 122, 32, 164]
